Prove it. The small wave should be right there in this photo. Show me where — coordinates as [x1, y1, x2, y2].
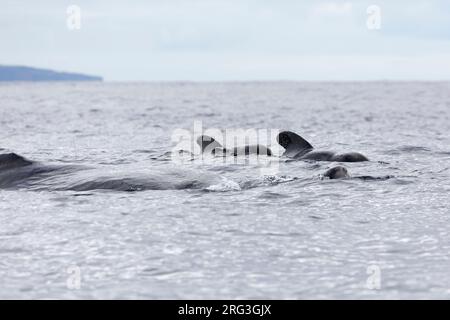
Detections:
[195, 112, 218, 117]
[436, 151, 450, 156]
[133, 149, 158, 154]
[261, 175, 296, 185]
[353, 175, 395, 181]
[383, 145, 431, 154]
[258, 191, 291, 199]
[399, 146, 431, 152]
[240, 175, 297, 190]
[205, 177, 241, 192]
[435, 167, 450, 174]
[67, 178, 152, 192]
[154, 150, 195, 162]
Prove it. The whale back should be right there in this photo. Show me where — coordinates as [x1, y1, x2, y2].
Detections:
[229, 145, 273, 156]
[197, 135, 222, 153]
[277, 131, 313, 158]
[332, 152, 369, 162]
[0, 153, 32, 170]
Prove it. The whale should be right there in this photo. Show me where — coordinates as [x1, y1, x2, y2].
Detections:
[323, 166, 350, 179]
[277, 131, 368, 162]
[197, 135, 272, 156]
[0, 152, 228, 191]
[0, 152, 388, 191]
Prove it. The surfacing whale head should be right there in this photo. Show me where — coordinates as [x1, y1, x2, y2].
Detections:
[323, 166, 350, 179]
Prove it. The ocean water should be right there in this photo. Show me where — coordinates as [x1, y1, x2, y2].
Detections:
[0, 82, 449, 299]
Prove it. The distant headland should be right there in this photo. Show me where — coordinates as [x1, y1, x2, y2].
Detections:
[0, 65, 102, 82]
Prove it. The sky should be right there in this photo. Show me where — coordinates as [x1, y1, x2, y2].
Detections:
[1, 0, 450, 81]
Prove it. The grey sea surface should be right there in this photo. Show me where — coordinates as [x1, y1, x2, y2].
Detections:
[0, 82, 449, 299]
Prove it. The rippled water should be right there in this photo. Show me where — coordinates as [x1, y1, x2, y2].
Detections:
[1, 82, 449, 299]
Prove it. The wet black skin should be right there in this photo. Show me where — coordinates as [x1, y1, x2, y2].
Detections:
[277, 131, 369, 162]
[197, 135, 273, 156]
[323, 166, 350, 179]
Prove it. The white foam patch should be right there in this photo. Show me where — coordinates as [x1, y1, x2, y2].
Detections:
[205, 177, 241, 192]
[260, 175, 296, 185]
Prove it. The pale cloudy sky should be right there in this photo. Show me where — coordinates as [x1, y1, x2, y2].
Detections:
[1, 0, 450, 81]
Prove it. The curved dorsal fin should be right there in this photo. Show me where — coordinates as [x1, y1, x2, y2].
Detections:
[277, 131, 313, 157]
[196, 135, 222, 153]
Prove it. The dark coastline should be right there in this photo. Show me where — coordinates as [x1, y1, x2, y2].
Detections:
[0, 65, 102, 82]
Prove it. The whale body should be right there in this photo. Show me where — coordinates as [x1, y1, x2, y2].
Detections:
[197, 135, 272, 156]
[277, 131, 369, 162]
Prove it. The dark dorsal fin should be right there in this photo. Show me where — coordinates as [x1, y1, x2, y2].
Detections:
[277, 131, 314, 158]
[196, 135, 222, 153]
[0, 153, 33, 169]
